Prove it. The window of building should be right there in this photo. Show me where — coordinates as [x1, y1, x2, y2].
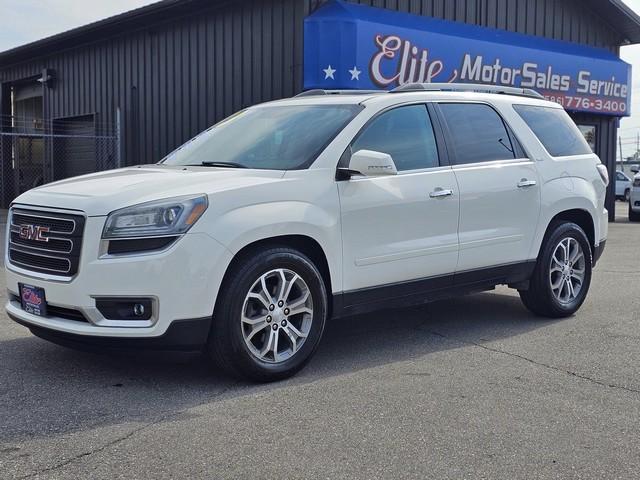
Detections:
[351, 104, 439, 171]
[514, 105, 593, 157]
[577, 125, 597, 153]
[438, 103, 516, 165]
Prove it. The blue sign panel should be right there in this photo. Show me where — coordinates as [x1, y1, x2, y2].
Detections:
[304, 1, 632, 116]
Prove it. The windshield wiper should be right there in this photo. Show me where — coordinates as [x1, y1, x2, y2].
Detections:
[194, 161, 247, 168]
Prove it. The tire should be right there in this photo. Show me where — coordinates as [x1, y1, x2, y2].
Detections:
[519, 221, 592, 318]
[630, 203, 640, 222]
[207, 246, 328, 382]
[624, 189, 631, 203]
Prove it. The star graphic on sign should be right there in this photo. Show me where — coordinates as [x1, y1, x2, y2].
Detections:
[348, 66, 361, 81]
[323, 65, 336, 80]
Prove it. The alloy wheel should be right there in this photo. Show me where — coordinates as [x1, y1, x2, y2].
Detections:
[241, 268, 314, 363]
[548, 237, 586, 304]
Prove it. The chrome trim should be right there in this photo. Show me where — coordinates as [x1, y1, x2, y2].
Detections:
[89, 295, 160, 328]
[7, 206, 85, 277]
[8, 245, 72, 274]
[429, 188, 454, 198]
[5, 263, 76, 283]
[98, 235, 181, 259]
[8, 291, 160, 328]
[9, 233, 74, 254]
[10, 210, 76, 234]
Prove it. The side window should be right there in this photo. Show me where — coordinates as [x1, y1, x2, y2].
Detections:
[438, 103, 516, 165]
[350, 105, 440, 171]
[513, 105, 593, 157]
[617, 172, 627, 181]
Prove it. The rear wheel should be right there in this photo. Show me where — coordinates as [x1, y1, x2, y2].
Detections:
[630, 203, 640, 222]
[207, 247, 327, 382]
[624, 189, 631, 203]
[519, 222, 592, 318]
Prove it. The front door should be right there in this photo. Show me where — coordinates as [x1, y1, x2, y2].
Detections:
[338, 104, 460, 308]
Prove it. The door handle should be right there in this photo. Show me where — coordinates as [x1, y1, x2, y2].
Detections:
[429, 188, 454, 198]
[517, 179, 537, 188]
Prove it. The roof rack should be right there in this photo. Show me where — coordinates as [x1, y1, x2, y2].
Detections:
[295, 89, 383, 97]
[391, 83, 545, 99]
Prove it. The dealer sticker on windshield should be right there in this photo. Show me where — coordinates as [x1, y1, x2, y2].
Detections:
[19, 283, 47, 317]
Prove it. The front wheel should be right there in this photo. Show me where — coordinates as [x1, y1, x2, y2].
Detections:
[519, 222, 592, 318]
[207, 247, 327, 382]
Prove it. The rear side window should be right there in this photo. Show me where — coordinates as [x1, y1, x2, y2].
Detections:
[438, 103, 516, 165]
[513, 105, 592, 157]
[351, 104, 439, 171]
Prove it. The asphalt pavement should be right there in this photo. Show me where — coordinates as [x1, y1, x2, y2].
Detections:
[0, 203, 639, 479]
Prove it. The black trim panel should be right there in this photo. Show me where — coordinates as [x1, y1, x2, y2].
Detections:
[333, 261, 536, 318]
[8, 314, 212, 352]
[593, 240, 606, 266]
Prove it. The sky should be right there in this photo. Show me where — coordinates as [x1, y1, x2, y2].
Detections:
[618, 0, 640, 159]
[1, 0, 640, 159]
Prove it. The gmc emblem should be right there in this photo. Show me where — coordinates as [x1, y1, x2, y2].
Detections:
[19, 225, 50, 242]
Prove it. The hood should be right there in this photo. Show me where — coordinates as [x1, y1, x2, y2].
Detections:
[12, 165, 286, 216]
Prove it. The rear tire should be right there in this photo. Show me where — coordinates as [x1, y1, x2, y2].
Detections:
[630, 203, 640, 222]
[207, 246, 327, 382]
[624, 189, 631, 203]
[519, 222, 592, 318]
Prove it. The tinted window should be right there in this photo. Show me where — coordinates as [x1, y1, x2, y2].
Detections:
[161, 105, 362, 170]
[438, 103, 516, 165]
[351, 105, 439, 171]
[513, 105, 592, 157]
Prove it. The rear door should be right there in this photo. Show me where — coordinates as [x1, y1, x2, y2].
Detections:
[435, 102, 541, 274]
[338, 103, 459, 309]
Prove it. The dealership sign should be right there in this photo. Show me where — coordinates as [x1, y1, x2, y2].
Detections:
[304, 1, 632, 116]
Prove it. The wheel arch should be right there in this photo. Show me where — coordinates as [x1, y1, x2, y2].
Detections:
[218, 234, 334, 316]
[538, 209, 596, 260]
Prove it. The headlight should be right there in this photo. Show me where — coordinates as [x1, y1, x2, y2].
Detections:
[102, 195, 208, 239]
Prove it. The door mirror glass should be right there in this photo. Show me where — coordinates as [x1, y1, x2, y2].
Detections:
[348, 150, 398, 177]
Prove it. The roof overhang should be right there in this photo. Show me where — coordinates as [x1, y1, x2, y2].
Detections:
[583, 0, 640, 45]
[0, 0, 639, 68]
[0, 0, 233, 67]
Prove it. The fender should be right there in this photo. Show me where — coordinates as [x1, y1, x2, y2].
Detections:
[204, 200, 343, 293]
[529, 176, 600, 259]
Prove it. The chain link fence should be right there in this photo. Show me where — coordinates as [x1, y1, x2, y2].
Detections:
[0, 115, 120, 207]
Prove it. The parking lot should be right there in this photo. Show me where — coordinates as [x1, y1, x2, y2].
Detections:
[0, 203, 638, 479]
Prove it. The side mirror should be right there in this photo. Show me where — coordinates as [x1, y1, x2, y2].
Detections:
[340, 150, 398, 179]
[631, 165, 639, 174]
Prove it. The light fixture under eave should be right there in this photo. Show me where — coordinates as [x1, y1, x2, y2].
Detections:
[37, 68, 55, 88]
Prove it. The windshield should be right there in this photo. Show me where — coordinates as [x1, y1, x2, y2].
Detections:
[160, 104, 362, 170]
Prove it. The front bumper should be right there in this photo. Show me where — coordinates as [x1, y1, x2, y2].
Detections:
[6, 213, 233, 344]
[8, 312, 212, 351]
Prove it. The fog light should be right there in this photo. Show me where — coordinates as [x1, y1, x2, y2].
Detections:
[133, 303, 145, 317]
[96, 298, 153, 321]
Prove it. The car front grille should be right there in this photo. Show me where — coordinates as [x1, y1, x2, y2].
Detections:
[8, 208, 85, 276]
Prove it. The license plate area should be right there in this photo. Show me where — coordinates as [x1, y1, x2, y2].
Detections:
[18, 283, 47, 317]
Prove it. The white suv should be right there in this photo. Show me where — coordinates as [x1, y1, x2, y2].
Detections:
[630, 171, 640, 222]
[5, 84, 609, 381]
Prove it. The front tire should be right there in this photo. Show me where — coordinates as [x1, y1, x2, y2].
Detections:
[207, 247, 328, 382]
[519, 222, 592, 318]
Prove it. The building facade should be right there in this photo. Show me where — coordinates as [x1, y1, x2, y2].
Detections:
[1, 0, 639, 218]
